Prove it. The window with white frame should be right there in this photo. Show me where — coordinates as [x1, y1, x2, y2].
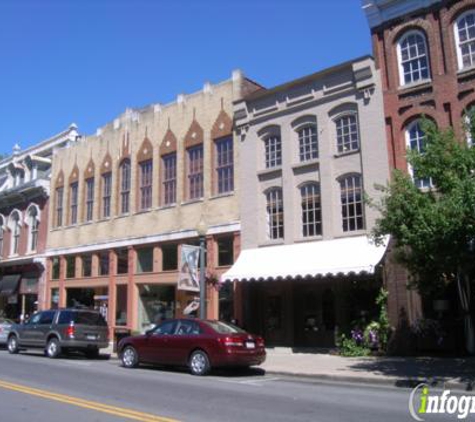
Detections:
[28, 206, 39, 252]
[102, 172, 112, 219]
[85, 177, 95, 221]
[397, 30, 430, 85]
[301, 183, 322, 237]
[162, 153, 177, 205]
[187, 145, 203, 200]
[340, 175, 364, 232]
[298, 126, 318, 162]
[455, 10, 475, 70]
[139, 160, 153, 210]
[70, 182, 78, 225]
[336, 114, 359, 153]
[405, 120, 431, 188]
[264, 136, 282, 168]
[215, 136, 234, 194]
[120, 159, 131, 214]
[10, 211, 21, 255]
[266, 188, 284, 240]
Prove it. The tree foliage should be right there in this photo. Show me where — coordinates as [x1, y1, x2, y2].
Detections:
[371, 115, 475, 297]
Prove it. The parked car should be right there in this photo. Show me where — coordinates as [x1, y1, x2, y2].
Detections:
[118, 318, 266, 376]
[7, 308, 109, 358]
[0, 318, 13, 345]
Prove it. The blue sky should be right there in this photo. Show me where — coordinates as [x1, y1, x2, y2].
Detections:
[0, 0, 371, 155]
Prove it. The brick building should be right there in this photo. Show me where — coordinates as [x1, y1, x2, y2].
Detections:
[362, 0, 475, 329]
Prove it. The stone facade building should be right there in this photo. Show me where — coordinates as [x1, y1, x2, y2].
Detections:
[45, 72, 261, 335]
[0, 125, 79, 321]
[223, 56, 390, 347]
[362, 0, 475, 329]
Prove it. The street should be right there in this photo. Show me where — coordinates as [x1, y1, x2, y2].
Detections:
[0, 349, 449, 422]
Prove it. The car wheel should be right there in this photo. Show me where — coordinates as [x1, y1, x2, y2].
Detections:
[189, 350, 210, 376]
[46, 338, 61, 359]
[121, 346, 139, 368]
[85, 347, 100, 359]
[7, 335, 19, 354]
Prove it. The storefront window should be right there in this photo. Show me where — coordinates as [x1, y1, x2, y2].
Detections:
[99, 252, 109, 276]
[51, 257, 60, 280]
[51, 288, 59, 309]
[218, 282, 234, 322]
[116, 249, 129, 274]
[82, 255, 92, 277]
[66, 256, 76, 279]
[138, 285, 175, 330]
[136, 247, 153, 273]
[162, 244, 178, 271]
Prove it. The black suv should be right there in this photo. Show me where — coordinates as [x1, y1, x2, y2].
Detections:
[7, 308, 109, 358]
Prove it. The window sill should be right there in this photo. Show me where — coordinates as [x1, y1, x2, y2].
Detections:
[157, 204, 176, 211]
[259, 239, 285, 247]
[397, 80, 432, 97]
[334, 230, 367, 239]
[181, 198, 204, 206]
[294, 236, 323, 243]
[457, 66, 475, 81]
[209, 192, 234, 201]
[134, 209, 152, 216]
[291, 159, 319, 171]
[334, 149, 360, 159]
[115, 213, 131, 220]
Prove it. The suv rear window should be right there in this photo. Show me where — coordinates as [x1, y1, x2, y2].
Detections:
[73, 311, 107, 326]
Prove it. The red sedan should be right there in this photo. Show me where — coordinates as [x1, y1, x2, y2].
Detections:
[117, 319, 266, 376]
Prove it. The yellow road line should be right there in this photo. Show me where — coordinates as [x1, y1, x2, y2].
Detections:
[0, 379, 180, 422]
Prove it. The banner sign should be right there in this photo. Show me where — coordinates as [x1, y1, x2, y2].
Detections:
[178, 244, 201, 292]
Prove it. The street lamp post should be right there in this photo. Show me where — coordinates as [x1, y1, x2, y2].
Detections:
[197, 219, 207, 319]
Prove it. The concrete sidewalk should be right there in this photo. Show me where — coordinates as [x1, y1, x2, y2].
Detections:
[106, 344, 475, 390]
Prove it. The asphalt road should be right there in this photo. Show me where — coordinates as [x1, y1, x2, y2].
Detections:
[0, 349, 448, 422]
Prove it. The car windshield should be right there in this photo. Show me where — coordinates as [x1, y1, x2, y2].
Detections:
[73, 311, 107, 326]
[205, 321, 246, 334]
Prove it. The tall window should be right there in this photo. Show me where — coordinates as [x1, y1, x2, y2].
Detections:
[85, 178, 95, 222]
[70, 182, 78, 225]
[301, 183, 322, 237]
[162, 153, 177, 205]
[397, 31, 430, 85]
[266, 188, 284, 240]
[28, 206, 39, 252]
[55, 187, 63, 227]
[215, 137, 234, 194]
[336, 115, 359, 153]
[298, 126, 318, 162]
[455, 10, 475, 70]
[10, 212, 21, 255]
[102, 172, 112, 218]
[139, 160, 153, 210]
[340, 175, 364, 232]
[187, 145, 203, 200]
[406, 120, 431, 188]
[120, 159, 131, 214]
[265, 136, 282, 168]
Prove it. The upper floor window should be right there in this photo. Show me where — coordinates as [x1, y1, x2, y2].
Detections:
[120, 159, 131, 214]
[298, 126, 318, 162]
[70, 182, 78, 225]
[55, 187, 63, 227]
[215, 137, 234, 194]
[27, 206, 39, 252]
[266, 188, 284, 240]
[301, 183, 322, 237]
[85, 178, 95, 222]
[187, 145, 203, 200]
[10, 211, 21, 255]
[397, 31, 430, 85]
[405, 120, 431, 188]
[340, 175, 364, 232]
[139, 160, 153, 210]
[336, 114, 359, 153]
[102, 172, 112, 219]
[455, 10, 475, 70]
[265, 136, 282, 168]
[162, 153, 177, 206]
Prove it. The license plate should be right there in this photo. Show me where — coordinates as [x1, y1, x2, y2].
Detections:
[86, 334, 97, 340]
[245, 341, 255, 349]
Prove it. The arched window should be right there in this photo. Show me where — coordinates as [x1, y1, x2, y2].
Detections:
[27, 205, 40, 252]
[340, 175, 364, 232]
[119, 159, 131, 214]
[335, 114, 359, 153]
[397, 30, 430, 85]
[298, 125, 318, 162]
[405, 120, 431, 188]
[454, 10, 475, 70]
[300, 183, 322, 237]
[266, 188, 284, 240]
[9, 211, 21, 255]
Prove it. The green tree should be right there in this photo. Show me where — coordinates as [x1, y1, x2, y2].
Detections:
[371, 116, 475, 351]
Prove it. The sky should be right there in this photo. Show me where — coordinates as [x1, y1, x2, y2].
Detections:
[0, 0, 371, 155]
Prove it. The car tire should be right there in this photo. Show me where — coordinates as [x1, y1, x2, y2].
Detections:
[7, 335, 19, 354]
[189, 350, 210, 376]
[121, 346, 139, 368]
[46, 338, 61, 359]
[85, 347, 100, 359]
